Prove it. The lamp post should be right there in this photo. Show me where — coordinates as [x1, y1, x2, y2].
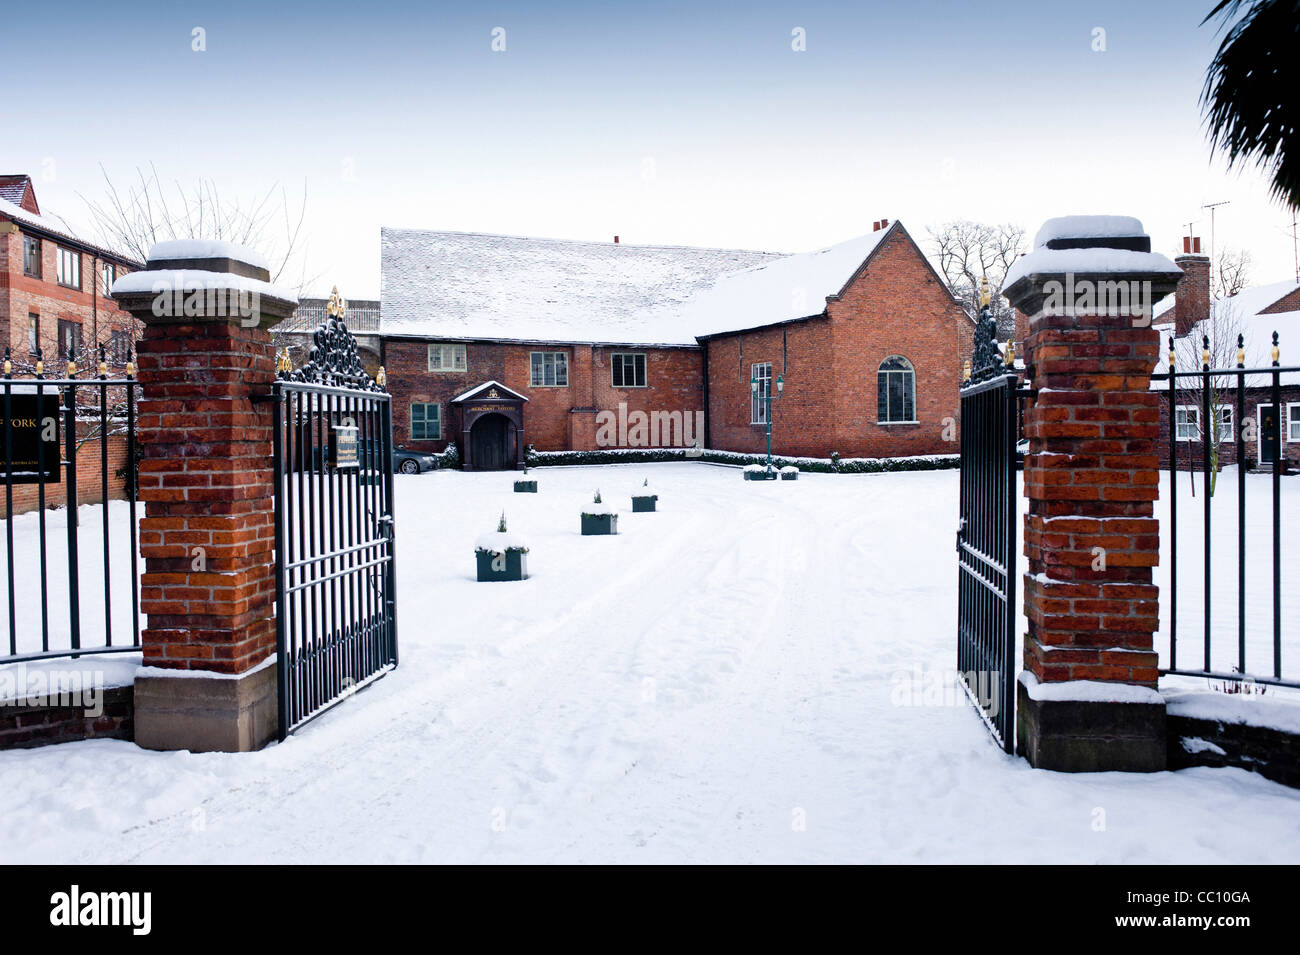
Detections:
[750, 371, 784, 471]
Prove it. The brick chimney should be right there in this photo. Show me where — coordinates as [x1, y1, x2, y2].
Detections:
[614, 235, 619, 244]
[1173, 235, 1209, 338]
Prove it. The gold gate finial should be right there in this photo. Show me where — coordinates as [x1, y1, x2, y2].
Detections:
[979, 275, 990, 307]
[326, 285, 348, 320]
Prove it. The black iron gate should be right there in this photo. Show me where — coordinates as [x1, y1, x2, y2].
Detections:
[271, 301, 397, 738]
[956, 302, 1020, 752]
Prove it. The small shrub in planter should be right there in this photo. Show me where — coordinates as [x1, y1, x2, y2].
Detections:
[475, 512, 529, 581]
[514, 466, 538, 493]
[779, 465, 799, 481]
[743, 463, 777, 481]
[631, 478, 658, 512]
[581, 490, 618, 535]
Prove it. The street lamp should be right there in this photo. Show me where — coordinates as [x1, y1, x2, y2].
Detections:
[750, 371, 784, 471]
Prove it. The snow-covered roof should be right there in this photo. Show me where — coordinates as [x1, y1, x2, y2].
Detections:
[450, 380, 529, 403]
[0, 195, 141, 267]
[678, 228, 894, 338]
[381, 229, 782, 347]
[0, 176, 30, 207]
[1152, 278, 1300, 385]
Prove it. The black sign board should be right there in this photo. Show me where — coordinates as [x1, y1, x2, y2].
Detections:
[330, 425, 359, 470]
[1, 393, 61, 484]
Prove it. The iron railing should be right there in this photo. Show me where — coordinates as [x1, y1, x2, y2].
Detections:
[1, 346, 140, 664]
[1154, 332, 1298, 689]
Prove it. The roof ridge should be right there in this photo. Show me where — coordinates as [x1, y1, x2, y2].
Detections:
[380, 226, 783, 257]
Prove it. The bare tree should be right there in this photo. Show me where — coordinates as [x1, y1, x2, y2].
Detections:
[1173, 296, 1250, 497]
[1213, 245, 1253, 299]
[927, 220, 1027, 338]
[78, 163, 311, 289]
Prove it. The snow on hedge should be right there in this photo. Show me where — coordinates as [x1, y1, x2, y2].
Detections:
[525, 445, 959, 474]
[474, 531, 529, 555]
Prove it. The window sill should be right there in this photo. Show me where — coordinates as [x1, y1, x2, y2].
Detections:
[530, 384, 569, 389]
[613, 384, 649, 389]
[877, 420, 920, 426]
[427, 368, 467, 374]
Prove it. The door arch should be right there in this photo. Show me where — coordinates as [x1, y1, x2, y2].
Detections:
[470, 413, 513, 471]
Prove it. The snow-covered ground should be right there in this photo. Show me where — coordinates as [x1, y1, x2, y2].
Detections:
[1, 464, 1298, 864]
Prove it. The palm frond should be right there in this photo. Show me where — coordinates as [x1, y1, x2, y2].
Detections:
[1201, 0, 1300, 208]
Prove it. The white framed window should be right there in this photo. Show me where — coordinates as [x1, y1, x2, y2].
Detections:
[56, 246, 81, 289]
[530, 351, 568, 387]
[27, 313, 38, 354]
[427, 343, 467, 372]
[611, 352, 647, 388]
[411, 402, 441, 440]
[751, 362, 772, 425]
[877, 355, 916, 423]
[101, 262, 116, 294]
[1215, 405, 1234, 443]
[1174, 406, 1199, 442]
[1288, 403, 1300, 443]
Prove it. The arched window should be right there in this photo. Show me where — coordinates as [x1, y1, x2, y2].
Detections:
[877, 356, 915, 423]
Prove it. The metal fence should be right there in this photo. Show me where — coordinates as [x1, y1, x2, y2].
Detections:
[1155, 332, 1298, 689]
[1, 346, 140, 664]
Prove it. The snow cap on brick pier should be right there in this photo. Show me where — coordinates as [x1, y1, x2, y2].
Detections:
[1002, 215, 1183, 317]
[111, 238, 298, 330]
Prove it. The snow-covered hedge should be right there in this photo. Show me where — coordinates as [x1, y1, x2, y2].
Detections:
[523, 445, 958, 474]
[433, 444, 460, 470]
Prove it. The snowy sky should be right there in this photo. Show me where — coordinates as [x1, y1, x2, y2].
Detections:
[4, 0, 1297, 298]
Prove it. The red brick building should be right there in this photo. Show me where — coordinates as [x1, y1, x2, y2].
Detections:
[1153, 237, 1300, 471]
[0, 175, 141, 370]
[372, 220, 972, 468]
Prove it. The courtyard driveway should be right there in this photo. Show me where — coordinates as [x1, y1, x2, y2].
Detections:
[1, 463, 1297, 863]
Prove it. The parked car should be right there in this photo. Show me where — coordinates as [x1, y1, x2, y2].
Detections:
[393, 444, 439, 474]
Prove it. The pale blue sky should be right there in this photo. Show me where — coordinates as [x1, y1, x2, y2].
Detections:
[4, 0, 1295, 296]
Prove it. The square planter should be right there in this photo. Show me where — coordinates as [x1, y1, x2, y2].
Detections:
[581, 513, 618, 535]
[780, 468, 799, 481]
[513, 480, 538, 493]
[476, 549, 528, 582]
[743, 469, 777, 481]
[631, 494, 658, 512]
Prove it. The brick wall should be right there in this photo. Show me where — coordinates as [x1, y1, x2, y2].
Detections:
[383, 339, 704, 455]
[705, 226, 971, 458]
[0, 229, 140, 368]
[0, 432, 130, 518]
[0, 685, 133, 749]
